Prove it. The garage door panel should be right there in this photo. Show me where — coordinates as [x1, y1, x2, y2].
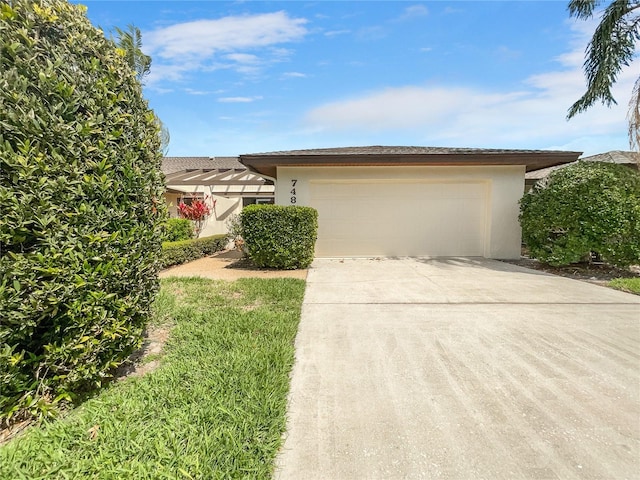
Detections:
[311, 181, 487, 257]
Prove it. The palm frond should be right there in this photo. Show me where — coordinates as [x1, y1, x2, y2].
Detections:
[568, 0, 602, 19]
[115, 24, 151, 82]
[567, 0, 640, 118]
[627, 77, 640, 160]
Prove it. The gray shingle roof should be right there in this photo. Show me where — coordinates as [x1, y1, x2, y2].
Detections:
[161, 156, 244, 175]
[244, 146, 576, 156]
[240, 145, 582, 177]
[525, 150, 639, 180]
[580, 150, 639, 164]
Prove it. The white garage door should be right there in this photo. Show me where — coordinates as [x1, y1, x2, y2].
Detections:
[310, 181, 488, 257]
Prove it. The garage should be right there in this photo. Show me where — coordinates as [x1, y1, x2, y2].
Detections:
[310, 180, 488, 257]
[239, 146, 581, 259]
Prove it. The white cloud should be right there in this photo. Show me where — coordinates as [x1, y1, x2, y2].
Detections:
[283, 72, 307, 78]
[356, 26, 387, 41]
[185, 88, 207, 95]
[303, 18, 638, 154]
[325, 29, 351, 37]
[396, 5, 429, 21]
[144, 11, 307, 84]
[218, 96, 263, 103]
[224, 53, 260, 64]
[145, 12, 307, 59]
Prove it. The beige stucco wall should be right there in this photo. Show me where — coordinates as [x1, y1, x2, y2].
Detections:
[163, 186, 243, 238]
[276, 166, 525, 259]
[165, 192, 180, 219]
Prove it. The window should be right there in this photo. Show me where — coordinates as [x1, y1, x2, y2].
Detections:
[179, 192, 205, 206]
[243, 197, 274, 207]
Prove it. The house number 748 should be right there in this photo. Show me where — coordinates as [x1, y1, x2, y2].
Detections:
[290, 179, 297, 204]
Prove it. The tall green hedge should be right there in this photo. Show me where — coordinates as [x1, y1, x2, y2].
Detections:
[520, 162, 640, 267]
[240, 205, 318, 269]
[0, 0, 166, 422]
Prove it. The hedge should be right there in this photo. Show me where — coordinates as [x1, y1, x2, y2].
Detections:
[161, 234, 228, 268]
[520, 162, 640, 267]
[240, 205, 318, 269]
[0, 0, 165, 423]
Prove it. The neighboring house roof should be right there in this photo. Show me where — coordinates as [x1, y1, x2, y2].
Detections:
[525, 150, 640, 182]
[161, 156, 245, 175]
[240, 146, 582, 178]
[161, 156, 274, 196]
[582, 150, 639, 165]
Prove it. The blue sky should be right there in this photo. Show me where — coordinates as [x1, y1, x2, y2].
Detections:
[76, 1, 639, 157]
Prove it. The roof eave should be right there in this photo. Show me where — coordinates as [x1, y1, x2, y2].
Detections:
[239, 152, 582, 178]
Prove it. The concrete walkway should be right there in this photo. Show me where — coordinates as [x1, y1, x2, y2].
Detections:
[275, 257, 640, 480]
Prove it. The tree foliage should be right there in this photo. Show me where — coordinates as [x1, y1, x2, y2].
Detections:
[520, 162, 640, 267]
[114, 23, 170, 154]
[0, 0, 166, 423]
[567, 0, 640, 152]
[114, 24, 151, 82]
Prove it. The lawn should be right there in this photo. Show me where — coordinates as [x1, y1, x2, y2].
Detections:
[0, 277, 306, 479]
[608, 277, 640, 295]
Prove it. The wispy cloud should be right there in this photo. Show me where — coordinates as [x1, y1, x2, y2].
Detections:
[145, 12, 307, 59]
[303, 18, 636, 152]
[443, 7, 464, 15]
[283, 72, 307, 78]
[144, 11, 308, 85]
[224, 53, 260, 64]
[325, 29, 350, 37]
[495, 46, 522, 61]
[396, 4, 429, 21]
[185, 88, 215, 95]
[356, 26, 387, 41]
[218, 96, 264, 103]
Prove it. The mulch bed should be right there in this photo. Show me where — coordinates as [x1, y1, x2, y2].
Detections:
[501, 257, 640, 285]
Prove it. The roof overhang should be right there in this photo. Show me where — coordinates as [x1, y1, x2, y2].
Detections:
[164, 168, 274, 186]
[240, 148, 583, 178]
[164, 167, 275, 198]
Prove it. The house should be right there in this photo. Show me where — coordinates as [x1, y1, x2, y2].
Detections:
[240, 146, 581, 259]
[525, 150, 640, 191]
[162, 156, 274, 237]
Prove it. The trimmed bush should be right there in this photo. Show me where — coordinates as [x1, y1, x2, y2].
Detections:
[520, 162, 640, 267]
[0, 1, 165, 423]
[164, 218, 194, 242]
[240, 205, 318, 269]
[161, 235, 228, 268]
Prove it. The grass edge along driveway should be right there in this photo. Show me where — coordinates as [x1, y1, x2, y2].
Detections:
[0, 277, 306, 480]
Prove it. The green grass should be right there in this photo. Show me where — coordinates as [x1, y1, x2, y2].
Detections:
[608, 277, 640, 295]
[0, 277, 306, 479]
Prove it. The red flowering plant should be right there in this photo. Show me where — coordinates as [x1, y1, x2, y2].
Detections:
[177, 196, 213, 238]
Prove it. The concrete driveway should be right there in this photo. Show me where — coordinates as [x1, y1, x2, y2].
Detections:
[275, 257, 640, 480]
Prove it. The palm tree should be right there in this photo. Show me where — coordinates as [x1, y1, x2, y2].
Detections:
[568, 0, 640, 154]
[115, 25, 170, 154]
[115, 25, 151, 82]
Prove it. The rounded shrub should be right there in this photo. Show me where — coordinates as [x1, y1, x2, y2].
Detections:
[164, 218, 194, 242]
[520, 162, 640, 267]
[241, 205, 318, 269]
[0, 0, 166, 422]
